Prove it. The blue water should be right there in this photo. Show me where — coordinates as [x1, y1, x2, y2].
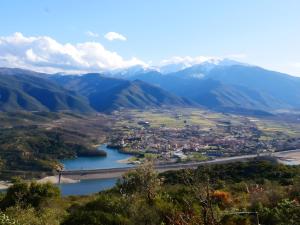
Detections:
[59, 178, 117, 196]
[59, 144, 134, 196]
[61, 144, 134, 170]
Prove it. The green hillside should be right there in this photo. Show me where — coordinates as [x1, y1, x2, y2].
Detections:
[50, 74, 195, 112]
[0, 68, 93, 113]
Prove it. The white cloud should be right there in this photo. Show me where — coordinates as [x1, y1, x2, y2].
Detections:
[85, 31, 99, 38]
[104, 32, 127, 41]
[0, 32, 146, 73]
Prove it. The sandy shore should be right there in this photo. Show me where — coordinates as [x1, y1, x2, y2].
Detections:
[276, 150, 300, 165]
[0, 176, 79, 191]
[0, 181, 12, 190]
[37, 176, 80, 184]
[117, 157, 133, 164]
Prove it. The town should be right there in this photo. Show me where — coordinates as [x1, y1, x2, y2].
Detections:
[107, 109, 300, 164]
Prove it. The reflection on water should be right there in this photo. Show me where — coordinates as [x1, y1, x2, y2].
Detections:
[58, 178, 117, 196]
[278, 159, 300, 165]
[59, 144, 133, 195]
[61, 144, 134, 170]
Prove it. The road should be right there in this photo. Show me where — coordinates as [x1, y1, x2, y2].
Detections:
[60, 150, 299, 181]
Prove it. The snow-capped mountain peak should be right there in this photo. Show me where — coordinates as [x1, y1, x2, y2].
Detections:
[157, 57, 245, 74]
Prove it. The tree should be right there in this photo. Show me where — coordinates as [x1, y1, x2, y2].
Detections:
[63, 163, 163, 225]
[0, 179, 60, 209]
[117, 161, 162, 203]
[0, 212, 18, 225]
[61, 194, 130, 225]
[258, 199, 300, 225]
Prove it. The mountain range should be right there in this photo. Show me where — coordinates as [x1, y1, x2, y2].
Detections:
[0, 68, 93, 113]
[1, 59, 300, 114]
[116, 61, 300, 114]
[49, 74, 193, 112]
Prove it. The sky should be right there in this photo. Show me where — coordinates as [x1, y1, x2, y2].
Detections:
[0, 0, 300, 75]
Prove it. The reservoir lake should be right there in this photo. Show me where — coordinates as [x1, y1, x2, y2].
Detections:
[59, 144, 134, 196]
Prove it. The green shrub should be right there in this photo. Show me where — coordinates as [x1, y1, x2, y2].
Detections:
[0, 179, 60, 209]
[0, 212, 18, 225]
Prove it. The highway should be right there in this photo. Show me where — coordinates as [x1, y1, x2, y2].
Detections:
[60, 151, 294, 181]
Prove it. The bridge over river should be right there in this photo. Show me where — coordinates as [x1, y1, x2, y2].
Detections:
[59, 149, 300, 182]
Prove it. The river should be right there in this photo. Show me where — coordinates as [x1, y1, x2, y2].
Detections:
[57, 147, 300, 196]
[59, 144, 134, 196]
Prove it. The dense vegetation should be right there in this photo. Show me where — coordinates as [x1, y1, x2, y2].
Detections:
[0, 126, 99, 179]
[0, 160, 299, 225]
[0, 68, 92, 113]
[0, 112, 109, 179]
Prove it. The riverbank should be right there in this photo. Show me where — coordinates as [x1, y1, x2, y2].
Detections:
[106, 144, 143, 156]
[0, 176, 79, 191]
[0, 181, 12, 190]
[117, 157, 132, 164]
[276, 149, 300, 165]
[61, 144, 135, 170]
[37, 176, 80, 184]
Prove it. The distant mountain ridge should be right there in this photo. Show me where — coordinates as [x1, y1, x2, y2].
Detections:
[0, 68, 93, 113]
[2, 59, 300, 115]
[120, 62, 300, 113]
[50, 73, 195, 112]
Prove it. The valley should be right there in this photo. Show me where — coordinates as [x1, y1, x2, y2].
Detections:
[108, 109, 300, 163]
[0, 111, 112, 179]
[1, 107, 300, 181]
[1, 2, 300, 224]
[1, 66, 300, 198]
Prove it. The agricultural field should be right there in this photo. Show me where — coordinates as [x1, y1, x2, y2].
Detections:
[109, 109, 300, 163]
[1, 108, 300, 178]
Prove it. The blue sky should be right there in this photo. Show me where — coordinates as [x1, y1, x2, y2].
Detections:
[0, 0, 300, 75]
